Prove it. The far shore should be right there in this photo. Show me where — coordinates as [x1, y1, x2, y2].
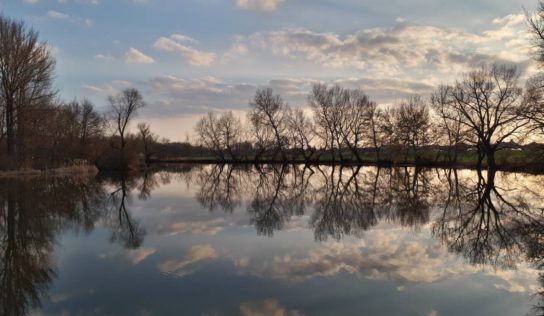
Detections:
[0, 165, 98, 178]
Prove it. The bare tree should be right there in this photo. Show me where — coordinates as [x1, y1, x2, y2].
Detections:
[309, 84, 376, 162]
[195, 112, 223, 160]
[341, 89, 376, 162]
[248, 88, 290, 161]
[137, 122, 157, 166]
[527, 1, 544, 65]
[217, 111, 244, 160]
[0, 15, 56, 165]
[390, 95, 433, 163]
[447, 65, 530, 170]
[309, 84, 345, 162]
[287, 108, 317, 163]
[195, 111, 244, 161]
[108, 88, 145, 169]
[430, 85, 468, 164]
[367, 107, 390, 162]
[67, 99, 105, 157]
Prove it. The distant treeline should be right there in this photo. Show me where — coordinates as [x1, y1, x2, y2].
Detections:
[193, 64, 544, 170]
[188, 3, 544, 170]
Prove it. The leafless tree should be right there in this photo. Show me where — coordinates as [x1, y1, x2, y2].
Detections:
[527, 1, 544, 65]
[218, 111, 244, 160]
[248, 88, 290, 161]
[309, 84, 377, 162]
[390, 96, 433, 163]
[0, 15, 56, 165]
[309, 84, 345, 162]
[108, 88, 145, 169]
[137, 123, 158, 166]
[367, 105, 388, 162]
[67, 99, 105, 157]
[430, 85, 468, 164]
[341, 89, 377, 162]
[195, 112, 223, 160]
[195, 111, 244, 161]
[448, 65, 530, 169]
[523, 72, 544, 139]
[287, 108, 317, 163]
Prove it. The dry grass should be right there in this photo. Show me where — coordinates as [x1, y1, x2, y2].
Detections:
[0, 164, 98, 178]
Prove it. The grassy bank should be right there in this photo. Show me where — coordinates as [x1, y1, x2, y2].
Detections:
[0, 164, 98, 178]
[152, 148, 544, 173]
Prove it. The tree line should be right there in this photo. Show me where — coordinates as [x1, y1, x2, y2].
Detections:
[195, 64, 544, 169]
[192, 2, 544, 170]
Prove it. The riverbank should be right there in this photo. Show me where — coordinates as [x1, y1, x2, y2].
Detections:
[151, 148, 544, 174]
[0, 165, 99, 178]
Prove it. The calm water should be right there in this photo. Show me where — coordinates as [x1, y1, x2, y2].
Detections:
[2, 165, 544, 316]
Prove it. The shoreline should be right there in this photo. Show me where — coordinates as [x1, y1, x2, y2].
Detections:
[0, 165, 99, 178]
[151, 158, 544, 175]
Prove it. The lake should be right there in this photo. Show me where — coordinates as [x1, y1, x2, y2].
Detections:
[2, 165, 544, 316]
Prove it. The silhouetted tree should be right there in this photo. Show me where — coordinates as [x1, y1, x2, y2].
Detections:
[137, 122, 158, 166]
[0, 15, 56, 166]
[108, 88, 145, 170]
[248, 88, 290, 161]
[390, 96, 433, 163]
[287, 108, 317, 162]
[445, 65, 530, 170]
[195, 111, 244, 161]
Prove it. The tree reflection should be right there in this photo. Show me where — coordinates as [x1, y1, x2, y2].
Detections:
[101, 174, 146, 249]
[0, 177, 107, 316]
[195, 164, 245, 213]
[433, 169, 544, 268]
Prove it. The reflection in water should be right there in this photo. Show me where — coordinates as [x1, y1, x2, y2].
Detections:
[194, 165, 544, 312]
[0, 173, 165, 315]
[0, 177, 105, 316]
[1, 166, 544, 315]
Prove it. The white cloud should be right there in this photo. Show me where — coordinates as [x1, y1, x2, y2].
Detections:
[127, 248, 156, 265]
[158, 244, 217, 277]
[240, 13, 534, 82]
[154, 34, 216, 66]
[231, 227, 541, 294]
[82, 80, 132, 97]
[94, 53, 114, 62]
[23, 0, 39, 4]
[47, 10, 70, 20]
[160, 219, 225, 236]
[236, 0, 284, 12]
[125, 47, 155, 64]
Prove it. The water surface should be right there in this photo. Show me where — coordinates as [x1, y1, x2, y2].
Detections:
[2, 165, 544, 316]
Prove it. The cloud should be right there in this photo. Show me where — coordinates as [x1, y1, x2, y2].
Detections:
[160, 219, 225, 236]
[46, 9, 94, 27]
[154, 34, 215, 66]
[125, 47, 155, 64]
[240, 14, 534, 81]
[23, 0, 39, 4]
[236, 0, 284, 12]
[127, 248, 156, 265]
[47, 10, 70, 19]
[94, 53, 114, 62]
[158, 244, 217, 277]
[239, 299, 302, 316]
[82, 80, 132, 97]
[231, 227, 541, 293]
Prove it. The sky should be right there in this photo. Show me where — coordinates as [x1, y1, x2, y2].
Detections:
[1, 0, 541, 141]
